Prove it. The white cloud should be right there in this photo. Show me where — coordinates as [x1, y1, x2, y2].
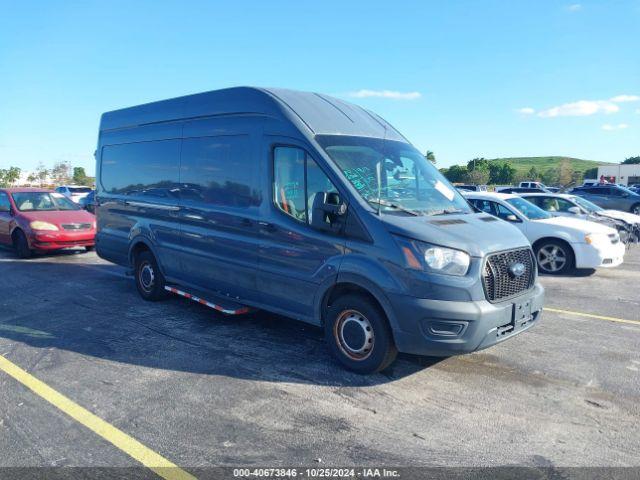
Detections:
[602, 123, 629, 131]
[537, 100, 619, 117]
[348, 89, 422, 100]
[567, 3, 582, 11]
[517, 107, 535, 114]
[610, 94, 640, 103]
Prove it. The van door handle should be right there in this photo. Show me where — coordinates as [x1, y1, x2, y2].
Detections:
[241, 218, 253, 227]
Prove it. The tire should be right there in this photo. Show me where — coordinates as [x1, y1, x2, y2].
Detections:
[630, 203, 640, 215]
[535, 239, 575, 275]
[325, 294, 397, 374]
[12, 230, 33, 259]
[134, 250, 168, 301]
[85, 245, 95, 252]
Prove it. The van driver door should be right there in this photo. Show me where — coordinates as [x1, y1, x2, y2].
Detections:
[257, 137, 347, 321]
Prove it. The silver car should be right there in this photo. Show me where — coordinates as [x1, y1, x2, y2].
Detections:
[570, 185, 640, 215]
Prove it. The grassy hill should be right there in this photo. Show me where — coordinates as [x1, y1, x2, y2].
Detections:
[486, 156, 612, 176]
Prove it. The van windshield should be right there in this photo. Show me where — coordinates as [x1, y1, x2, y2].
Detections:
[316, 135, 472, 216]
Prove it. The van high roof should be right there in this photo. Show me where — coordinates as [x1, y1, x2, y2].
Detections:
[100, 87, 408, 142]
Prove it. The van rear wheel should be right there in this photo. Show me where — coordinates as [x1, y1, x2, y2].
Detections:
[134, 250, 168, 301]
[325, 294, 397, 374]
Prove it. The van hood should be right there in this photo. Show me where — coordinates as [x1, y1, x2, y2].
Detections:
[534, 216, 615, 235]
[380, 213, 530, 258]
[18, 209, 96, 226]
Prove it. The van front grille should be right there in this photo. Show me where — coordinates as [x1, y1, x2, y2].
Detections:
[482, 248, 535, 302]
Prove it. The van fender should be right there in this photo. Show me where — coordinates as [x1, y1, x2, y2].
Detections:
[127, 235, 165, 274]
[314, 257, 405, 336]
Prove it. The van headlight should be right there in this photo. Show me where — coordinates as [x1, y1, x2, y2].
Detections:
[423, 246, 470, 276]
[30, 221, 59, 231]
[395, 236, 470, 276]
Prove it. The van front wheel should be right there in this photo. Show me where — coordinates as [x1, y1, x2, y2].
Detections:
[325, 294, 397, 374]
[134, 250, 168, 301]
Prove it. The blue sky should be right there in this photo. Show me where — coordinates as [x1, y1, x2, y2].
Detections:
[1, 0, 639, 176]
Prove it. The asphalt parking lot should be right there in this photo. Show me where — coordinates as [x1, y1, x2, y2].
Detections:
[1, 246, 639, 475]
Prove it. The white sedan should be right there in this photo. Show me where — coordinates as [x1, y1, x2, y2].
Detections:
[54, 185, 93, 204]
[464, 192, 625, 274]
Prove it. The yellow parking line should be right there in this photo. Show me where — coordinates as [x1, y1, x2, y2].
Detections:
[546, 307, 640, 326]
[0, 355, 195, 480]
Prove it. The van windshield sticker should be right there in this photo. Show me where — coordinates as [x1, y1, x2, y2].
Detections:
[434, 180, 454, 201]
[343, 166, 377, 198]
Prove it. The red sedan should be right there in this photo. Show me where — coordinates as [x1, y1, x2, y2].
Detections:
[0, 188, 96, 258]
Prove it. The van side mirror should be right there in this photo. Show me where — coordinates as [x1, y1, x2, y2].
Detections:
[0, 205, 10, 213]
[505, 214, 520, 222]
[311, 192, 346, 232]
[567, 206, 581, 215]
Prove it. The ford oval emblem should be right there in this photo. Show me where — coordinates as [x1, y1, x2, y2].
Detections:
[509, 262, 526, 278]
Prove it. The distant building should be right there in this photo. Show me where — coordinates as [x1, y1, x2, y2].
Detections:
[597, 164, 640, 186]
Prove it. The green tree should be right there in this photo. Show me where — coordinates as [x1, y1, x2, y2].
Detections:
[464, 158, 490, 185]
[464, 168, 490, 185]
[442, 164, 468, 183]
[467, 157, 489, 172]
[0, 167, 21, 187]
[487, 162, 516, 184]
[499, 163, 517, 184]
[541, 167, 560, 185]
[26, 173, 38, 185]
[425, 150, 436, 164]
[526, 166, 540, 181]
[622, 156, 640, 165]
[73, 166, 91, 185]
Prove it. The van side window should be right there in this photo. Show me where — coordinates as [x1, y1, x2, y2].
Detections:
[273, 147, 338, 224]
[101, 140, 181, 196]
[180, 135, 259, 207]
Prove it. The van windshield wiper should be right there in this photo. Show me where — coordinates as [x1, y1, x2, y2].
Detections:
[366, 198, 421, 216]
[430, 208, 467, 216]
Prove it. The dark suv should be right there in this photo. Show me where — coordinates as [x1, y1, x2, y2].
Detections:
[571, 185, 640, 214]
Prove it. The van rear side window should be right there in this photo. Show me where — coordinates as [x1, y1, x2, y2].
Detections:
[101, 140, 180, 196]
[179, 135, 259, 207]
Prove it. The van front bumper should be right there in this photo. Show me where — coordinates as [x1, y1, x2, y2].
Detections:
[388, 283, 544, 357]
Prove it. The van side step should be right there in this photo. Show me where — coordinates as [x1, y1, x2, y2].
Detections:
[164, 286, 253, 315]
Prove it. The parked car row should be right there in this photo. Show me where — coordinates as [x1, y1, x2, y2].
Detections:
[521, 193, 640, 244]
[463, 192, 626, 274]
